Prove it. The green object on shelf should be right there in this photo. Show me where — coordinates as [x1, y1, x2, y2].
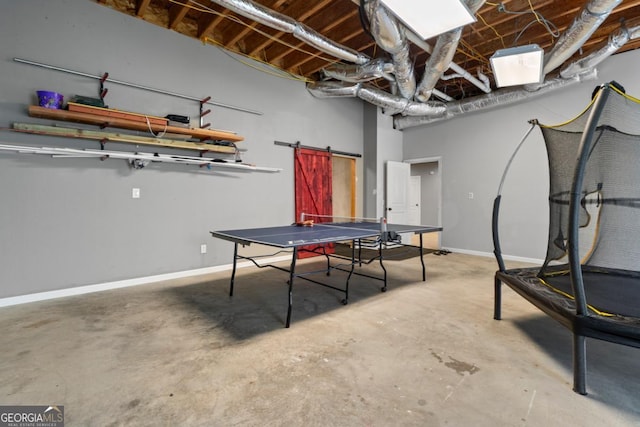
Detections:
[68, 95, 106, 108]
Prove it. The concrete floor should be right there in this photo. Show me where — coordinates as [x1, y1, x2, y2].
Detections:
[1, 252, 639, 426]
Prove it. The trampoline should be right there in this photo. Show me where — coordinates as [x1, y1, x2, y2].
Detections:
[493, 82, 640, 395]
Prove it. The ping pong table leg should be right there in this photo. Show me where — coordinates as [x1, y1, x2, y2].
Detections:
[229, 243, 238, 297]
[321, 245, 331, 276]
[341, 240, 357, 305]
[285, 247, 297, 328]
[379, 243, 388, 292]
[419, 233, 426, 281]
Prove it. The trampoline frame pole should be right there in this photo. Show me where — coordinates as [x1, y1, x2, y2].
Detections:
[573, 334, 587, 395]
[567, 83, 610, 395]
[568, 85, 610, 317]
[493, 276, 502, 320]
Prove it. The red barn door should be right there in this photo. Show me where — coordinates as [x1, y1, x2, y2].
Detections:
[294, 148, 333, 258]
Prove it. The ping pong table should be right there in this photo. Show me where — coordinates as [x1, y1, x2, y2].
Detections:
[210, 219, 442, 327]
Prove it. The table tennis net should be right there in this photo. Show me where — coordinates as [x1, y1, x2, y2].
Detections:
[300, 213, 385, 225]
[299, 214, 400, 248]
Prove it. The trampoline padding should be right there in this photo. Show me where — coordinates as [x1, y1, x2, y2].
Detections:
[543, 269, 640, 318]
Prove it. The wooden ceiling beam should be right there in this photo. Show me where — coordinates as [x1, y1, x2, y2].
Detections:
[96, 0, 640, 103]
[136, 0, 152, 17]
[246, 0, 334, 59]
[197, 10, 226, 40]
[169, 1, 191, 30]
[225, 0, 290, 48]
[269, 9, 359, 64]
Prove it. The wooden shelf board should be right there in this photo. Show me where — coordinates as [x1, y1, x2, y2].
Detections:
[11, 123, 237, 154]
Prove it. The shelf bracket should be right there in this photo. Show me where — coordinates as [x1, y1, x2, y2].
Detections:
[200, 96, 211, 129]
[100, 72, 109, 100]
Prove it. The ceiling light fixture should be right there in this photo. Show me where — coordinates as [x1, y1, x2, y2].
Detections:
[380, 0, 476, 41]
[490, 44, 545, 88]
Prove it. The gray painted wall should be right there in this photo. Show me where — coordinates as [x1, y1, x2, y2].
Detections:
[403, 50, 640, 261]
[376, 109, 403, 218]
[362, 104, 403, 219]
[0, 0, 364, 298]
[3, 1, 638, 299]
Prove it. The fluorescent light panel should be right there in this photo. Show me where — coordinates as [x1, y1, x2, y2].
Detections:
[490, 44, 544, 88]
[381, 0, 476, 41]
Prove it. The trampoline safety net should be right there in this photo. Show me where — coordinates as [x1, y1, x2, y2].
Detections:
[493, 82, 640, 395]
[540, 84, 640, 275]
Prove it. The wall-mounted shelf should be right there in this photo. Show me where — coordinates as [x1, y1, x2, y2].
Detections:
[11, 123, 238, 154]
[0, 142, 281, 173]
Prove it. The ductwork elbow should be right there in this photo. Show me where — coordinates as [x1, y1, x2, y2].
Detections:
[415, 0, 486, 102]
[560, 24, 631, 78]
[415, 29, 463, 102]
[307, 81, 361, 98]
[306, 81, 446, 117]
[322, 58, 395, 82]
[364, 0, 416, 99]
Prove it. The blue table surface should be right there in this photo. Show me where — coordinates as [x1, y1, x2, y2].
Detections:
[211, 222, 441, 248]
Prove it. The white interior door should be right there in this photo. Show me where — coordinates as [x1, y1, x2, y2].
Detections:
[386, 161, 411, 243]
[385, 161, 409, 224]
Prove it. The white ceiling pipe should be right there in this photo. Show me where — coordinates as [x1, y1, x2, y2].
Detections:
[405, 31, 491, 95]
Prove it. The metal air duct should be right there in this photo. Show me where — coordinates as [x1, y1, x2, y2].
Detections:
[210, 0, 370, 65]
[307, 81, 446, 117]
[394, 70, 598, 129]
[322, 58, 395, 83]
[363, 0, 416, 99]
[415, 0, 486, 102]
[543, 0, 622, 74]
[560, 22, 640, 78]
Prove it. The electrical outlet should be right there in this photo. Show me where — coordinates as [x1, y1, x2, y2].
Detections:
[200, 244, 207, 254]
[132, 188, 140, 199]
[468, 192, 474, 199]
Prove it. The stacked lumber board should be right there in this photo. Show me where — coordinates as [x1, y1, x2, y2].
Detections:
[28, 105, 244, 142]
[67, 102, 169, 126]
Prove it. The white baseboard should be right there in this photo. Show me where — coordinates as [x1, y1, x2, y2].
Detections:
[441, 247, 543, 265]
[0, 255, 291, 308]
[0, 249, 544, 308]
